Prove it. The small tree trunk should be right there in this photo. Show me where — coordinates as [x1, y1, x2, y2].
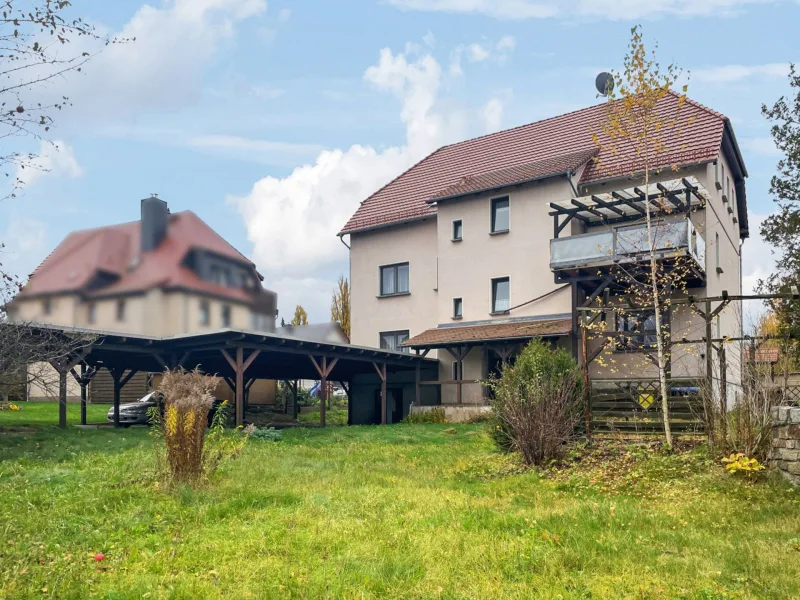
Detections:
[643, 174, 673, 449]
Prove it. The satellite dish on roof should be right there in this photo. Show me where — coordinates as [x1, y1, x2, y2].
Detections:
[595, 72, 614, 97]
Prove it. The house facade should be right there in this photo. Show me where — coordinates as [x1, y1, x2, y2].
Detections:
[342, 93, 747, 414]
[9, 196, 279, 404]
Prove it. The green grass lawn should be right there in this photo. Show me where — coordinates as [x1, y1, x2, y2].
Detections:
[1, 403, 800, 599]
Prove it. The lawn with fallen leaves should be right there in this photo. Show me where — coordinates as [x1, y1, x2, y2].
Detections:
[1, 403, 800, 599]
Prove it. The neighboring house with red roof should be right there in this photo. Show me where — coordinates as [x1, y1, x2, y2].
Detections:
[9, 196, 278, 404]
[341, 93, 748, 413]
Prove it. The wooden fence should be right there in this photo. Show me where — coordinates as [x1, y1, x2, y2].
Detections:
[590, 378, 705, 436]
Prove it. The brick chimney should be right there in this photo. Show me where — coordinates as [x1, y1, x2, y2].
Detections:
[140, 195, 168, 253]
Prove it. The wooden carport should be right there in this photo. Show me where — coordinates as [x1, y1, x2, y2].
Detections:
[29, 325, 437, 429]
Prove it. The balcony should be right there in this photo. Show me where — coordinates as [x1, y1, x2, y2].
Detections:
[550, 218, 705, 276]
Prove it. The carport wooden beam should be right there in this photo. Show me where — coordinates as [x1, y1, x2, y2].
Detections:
[372, 361, 387, 424]
[221, 348, 261, 427]
[309, 356, 338, 428]
[69, 364, 97, 426]
[49, 346, 92, 429]
[109, 367, 139, 428]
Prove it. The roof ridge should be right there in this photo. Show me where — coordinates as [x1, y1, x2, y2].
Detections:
[666, 89, 726, 120]
[180, 210, 254, 266]
[436, 99, 611, 151]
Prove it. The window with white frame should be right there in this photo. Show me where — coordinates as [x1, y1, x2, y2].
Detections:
[492, 277, 510, 313]
[491, 197, 510, 233]
[199, 300, 210, 326]
[453, 297, 463, 319]
[452, 219, 463, 241]
[379, 263, 410, 296]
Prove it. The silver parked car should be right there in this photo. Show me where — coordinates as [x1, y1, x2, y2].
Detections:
[107, 392, 225, 427]
[107, 391, 163, 426]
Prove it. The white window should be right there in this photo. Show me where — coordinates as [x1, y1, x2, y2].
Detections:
[87, 302, 96, 324]
[221, 305, 232, 328]
[116, 299, 126, 322]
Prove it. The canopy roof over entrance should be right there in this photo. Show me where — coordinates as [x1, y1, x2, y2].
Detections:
[402, 317, 572, 350]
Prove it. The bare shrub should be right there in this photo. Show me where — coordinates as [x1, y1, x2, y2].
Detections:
[403, 407, 447, 424]
[485, 339, 582, 466]
[699, 334, 780, 462]
[151, 368, 252, 485]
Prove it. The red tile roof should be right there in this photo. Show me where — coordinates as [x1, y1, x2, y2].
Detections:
[430, 148, 599, 202]
[402, 318, 572, 348]
[340, 93, 730, 235]
[18, 211, 258, 303]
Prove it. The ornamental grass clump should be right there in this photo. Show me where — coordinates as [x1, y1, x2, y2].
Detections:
[485, 339, 582, 466]
[151, 368, 252, 486]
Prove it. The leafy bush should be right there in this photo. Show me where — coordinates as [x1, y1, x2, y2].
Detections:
[403, 407, 447, 424]
[484, 338, 582, 466]
[721, 453, 765, 478]
[250, 426, 281, 441]
[151, 368, 252, 485]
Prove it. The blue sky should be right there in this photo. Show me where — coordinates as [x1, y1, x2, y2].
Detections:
[1, 0, 798, 321]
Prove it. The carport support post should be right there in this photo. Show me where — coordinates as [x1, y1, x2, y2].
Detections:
[58, 370, 67, 429]
[415, 362, 421, 407]
[309, 356, 338, 428]
[110, 368, 138, 428]
[372, 362, 387, 424]
[292, 380, 299, 420]
[80, 364, 87, 425]
[221, 348, 261, 428]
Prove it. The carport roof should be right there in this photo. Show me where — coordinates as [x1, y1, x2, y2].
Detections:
[27, 324, 437, 382]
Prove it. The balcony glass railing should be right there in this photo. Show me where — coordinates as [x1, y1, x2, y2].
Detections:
[550, 219, 704, 271]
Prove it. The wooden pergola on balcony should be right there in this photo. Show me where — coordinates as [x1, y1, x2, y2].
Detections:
[547, 176, 711, 291]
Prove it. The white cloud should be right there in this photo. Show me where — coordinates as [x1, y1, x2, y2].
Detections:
[387, 0, 773, 20]
[467, 43, 491, 62]
[278, 8, 292, 22]
[482, 96, 508, 133]
[2, 218, 47, 280]
[97, 125, 322, 167]
[250, 85, 286, 100]
[741, 136, 781, 157]
[742, 212, 776, 323]
[15, 140, 82, 188]
[231, 45, 470, 320]
[450, 35, 517, 76]
[691, 63, 789, 84]
[422, 31, 436, 48]
[63, 0, 268, 120]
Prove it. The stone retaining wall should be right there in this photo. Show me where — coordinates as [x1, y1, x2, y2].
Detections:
[770, 406, 800, 487]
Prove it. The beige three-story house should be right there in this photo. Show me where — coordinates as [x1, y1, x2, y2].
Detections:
[8, 196, 279, 404]
[341, 93, 747, 418]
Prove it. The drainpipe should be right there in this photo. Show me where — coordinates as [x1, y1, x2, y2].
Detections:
[565, 170, 580, 197]
[338, 234, 350, 250]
